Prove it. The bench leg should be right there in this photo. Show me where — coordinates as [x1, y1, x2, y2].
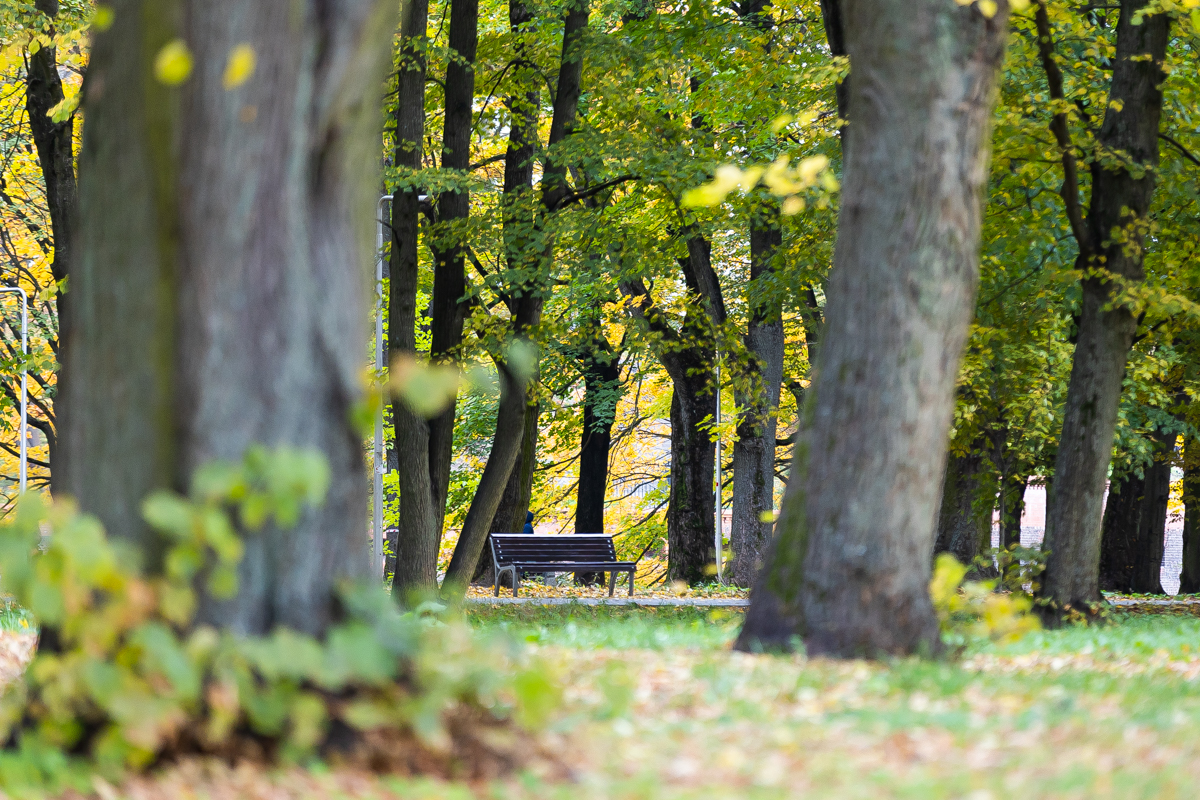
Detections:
[513, 569, 519, 598]
[628, 568, 635, 597]
[609, 570, 616, 597]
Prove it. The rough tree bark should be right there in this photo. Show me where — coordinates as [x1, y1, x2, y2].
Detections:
[736, 0, 1010, 657]
[575, 328, 621, 534]
[934, 448, 991, 568]
[441, 346, 537, 595]
[426, 0, 480, 539]
[730, 217, 784, 587]
[1098, 470, 1144, 592]
[24, 0, 78, 490]
[1099, 433, 1172, 594]
[388, 0, 439, 597]
[1129, 443, 1169, 595]
[728, 0, 786, 589]
[1181, 438, 1200, 594]
[1036, 0, 1171, 620]
[623, 258, 720, 585]
[818, 0, 848, 125]
[61, 0, 395, 636]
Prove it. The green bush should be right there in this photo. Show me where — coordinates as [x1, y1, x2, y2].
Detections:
[0, 447, 556, 796]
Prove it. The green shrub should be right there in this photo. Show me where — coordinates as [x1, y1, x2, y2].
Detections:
[0, 447, 556, 796]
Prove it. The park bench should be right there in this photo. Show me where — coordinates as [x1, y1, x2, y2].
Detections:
[489, 533, 637, 597]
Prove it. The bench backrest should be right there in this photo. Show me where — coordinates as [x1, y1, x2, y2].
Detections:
[490, 534, 618, 565]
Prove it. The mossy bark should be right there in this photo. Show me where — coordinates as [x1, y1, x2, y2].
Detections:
[737, 0, 1010, 657]
[61, 0, 396, 636]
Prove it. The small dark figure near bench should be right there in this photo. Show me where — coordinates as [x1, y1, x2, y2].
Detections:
[489, 534, 636, 597]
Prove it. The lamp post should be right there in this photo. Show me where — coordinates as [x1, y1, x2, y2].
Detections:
[714, 354, 723, 583]
[373, 195, 392, 579]
[373, 194, 428, 579]
[0, 288, 27, 494]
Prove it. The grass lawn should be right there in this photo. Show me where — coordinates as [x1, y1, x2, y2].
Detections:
[29, 602, 1200, 798]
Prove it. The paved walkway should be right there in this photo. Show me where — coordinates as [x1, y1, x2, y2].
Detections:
[467, 595, 1199, 609]
[466, 596, 750, 607]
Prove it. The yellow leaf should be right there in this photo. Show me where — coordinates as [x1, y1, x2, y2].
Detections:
[797, 154, 830, 186]
[769, 114, 792, 134]
[93, 5, 115, 31]
[222, 44, 256, 90]
[781, 195, 805, 216]
[154, 39, 194, 86]
[978, 0, 998, 18]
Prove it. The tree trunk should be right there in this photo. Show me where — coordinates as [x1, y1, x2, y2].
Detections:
[427, 0, 480, 539]
[575, 329, 620, 535]
[667, 374, 716, 585]
[1181, 438, 1200, 594]
[730, 218, 784, 587]
[818, 0, 849, 125]
[1037, 1, 1171, 620]
[61, 0, 395, 636]
[1098, 472, 1145, 592]
[389, 0, 440, 597]
[934, 449, 991, 568]
[471, 0, 541, 588]
[572, 326, 620, 585]
[441, 347, 537, 596]
[736, 0, 1009, 657]
[998, 472, 1026, 549]
[1131, 442, 1170, 595]
[25, 0, 78, 491]
[659, 234, 723, 585]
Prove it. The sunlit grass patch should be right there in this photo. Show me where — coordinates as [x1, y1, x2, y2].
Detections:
[466, 603, 742, 651]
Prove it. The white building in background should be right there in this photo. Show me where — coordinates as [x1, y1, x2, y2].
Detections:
[994, 481, 1186, 595]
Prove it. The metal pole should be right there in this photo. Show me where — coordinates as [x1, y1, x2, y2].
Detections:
[714, 355, 722, 583]
[0, 289, 27, 495]
[374, 196, 392, 579]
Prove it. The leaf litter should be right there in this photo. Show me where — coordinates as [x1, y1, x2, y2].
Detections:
[5, 609, 1200, 798]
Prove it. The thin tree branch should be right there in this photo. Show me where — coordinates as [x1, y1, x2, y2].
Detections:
[1034, 0, 1093, 254]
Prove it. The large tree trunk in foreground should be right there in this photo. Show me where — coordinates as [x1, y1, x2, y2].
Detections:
[736, 0, 1009, 657]
[389, 0, 440, 598]
[25, 0, 78, 489]
[61, 0, 394, 636]
[1181, 439, 1200, 594]
[730, 218, 784, 587]
[934, 448, 991, 569]
[1037, 1, 1170, 620]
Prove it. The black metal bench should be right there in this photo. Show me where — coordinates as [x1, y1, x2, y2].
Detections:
[489, 534, 636, 597]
